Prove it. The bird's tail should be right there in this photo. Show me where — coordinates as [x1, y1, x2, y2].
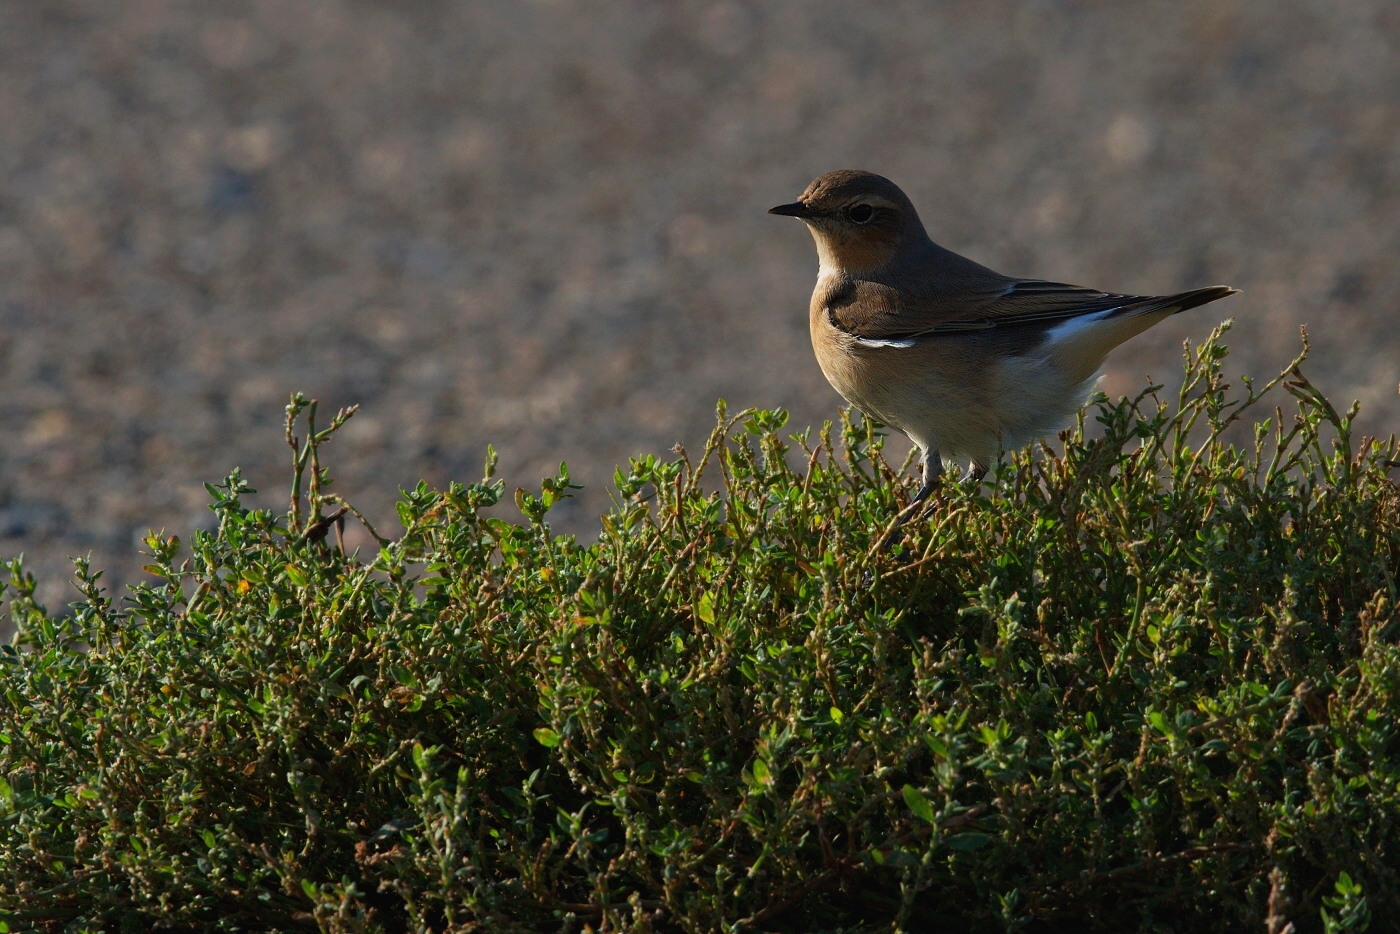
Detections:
[1110, 285, 1240, 320]
[1046, 285, 1240, 385]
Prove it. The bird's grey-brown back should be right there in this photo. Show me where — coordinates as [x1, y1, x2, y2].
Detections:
[771, 169, 1237, 480]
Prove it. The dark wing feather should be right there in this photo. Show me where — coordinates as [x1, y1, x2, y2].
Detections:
[834, 277, 1236, 344]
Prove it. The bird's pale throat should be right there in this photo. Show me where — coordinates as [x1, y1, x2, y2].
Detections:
[809, 224, 900, 277]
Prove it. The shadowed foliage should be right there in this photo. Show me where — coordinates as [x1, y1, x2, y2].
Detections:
[1, 325, 1397, 933]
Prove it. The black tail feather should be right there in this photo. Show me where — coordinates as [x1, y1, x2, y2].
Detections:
[1112, 285, 1240, 320]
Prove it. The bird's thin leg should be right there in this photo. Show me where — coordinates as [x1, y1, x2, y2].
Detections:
[897, 448, 942, 523]
[961, 461, 988, 487]
[875, 449, 943, 555]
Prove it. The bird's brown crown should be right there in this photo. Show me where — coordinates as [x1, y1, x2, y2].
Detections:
[769, 170, 929, 276]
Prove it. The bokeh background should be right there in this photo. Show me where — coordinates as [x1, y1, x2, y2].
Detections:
[3, 0, 1399, 613]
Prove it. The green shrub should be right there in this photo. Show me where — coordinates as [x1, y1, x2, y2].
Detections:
[2, 324, 1398, 934]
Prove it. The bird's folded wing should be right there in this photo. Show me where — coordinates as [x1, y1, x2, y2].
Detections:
[830, 278, 1150, 342]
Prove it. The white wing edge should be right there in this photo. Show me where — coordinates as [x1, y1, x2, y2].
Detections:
[853, 337, 917, 348]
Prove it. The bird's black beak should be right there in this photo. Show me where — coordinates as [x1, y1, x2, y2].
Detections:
[768, 201, 815, 218]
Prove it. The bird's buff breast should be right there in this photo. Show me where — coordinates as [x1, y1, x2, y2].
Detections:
[808, 302, 945, 433]
[809, 302, 866, 404]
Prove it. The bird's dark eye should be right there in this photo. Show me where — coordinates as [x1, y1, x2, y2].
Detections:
[847, 204, 874, 224]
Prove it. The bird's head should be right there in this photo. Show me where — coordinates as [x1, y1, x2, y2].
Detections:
[769, 170, 928, 276]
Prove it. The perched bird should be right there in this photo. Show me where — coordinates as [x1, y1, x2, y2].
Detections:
[770, 169, 1237, 510]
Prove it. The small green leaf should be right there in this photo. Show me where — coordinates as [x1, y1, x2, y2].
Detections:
[284, 564, 309, 587]
[412, 743, 429, 772]
[533, 727, 561, 748]
[301, 878, 318, 900]
[829, 706, 844, 725]
[751, 758, 772, 785]
[903, 784, 936, 824]
[203, 829, 217, 850]
[946, 832, 993, 851]
[697, 592, 715, 624]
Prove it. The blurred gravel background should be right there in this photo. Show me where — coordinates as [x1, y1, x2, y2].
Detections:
[2, 0, 1399, 613]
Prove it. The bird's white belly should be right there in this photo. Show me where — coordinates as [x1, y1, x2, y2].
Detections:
[814, 320, 1098, 469]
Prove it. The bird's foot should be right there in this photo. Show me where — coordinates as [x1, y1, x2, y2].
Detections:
[901, 476, 939, 519]
[959, 464, 987, 491]
[877, 478, 939, 553]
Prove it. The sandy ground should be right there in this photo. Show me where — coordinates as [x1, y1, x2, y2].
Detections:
[2, 0, 1398, 616]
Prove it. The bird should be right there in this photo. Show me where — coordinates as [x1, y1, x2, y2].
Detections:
[770, 169, 1238, 513]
